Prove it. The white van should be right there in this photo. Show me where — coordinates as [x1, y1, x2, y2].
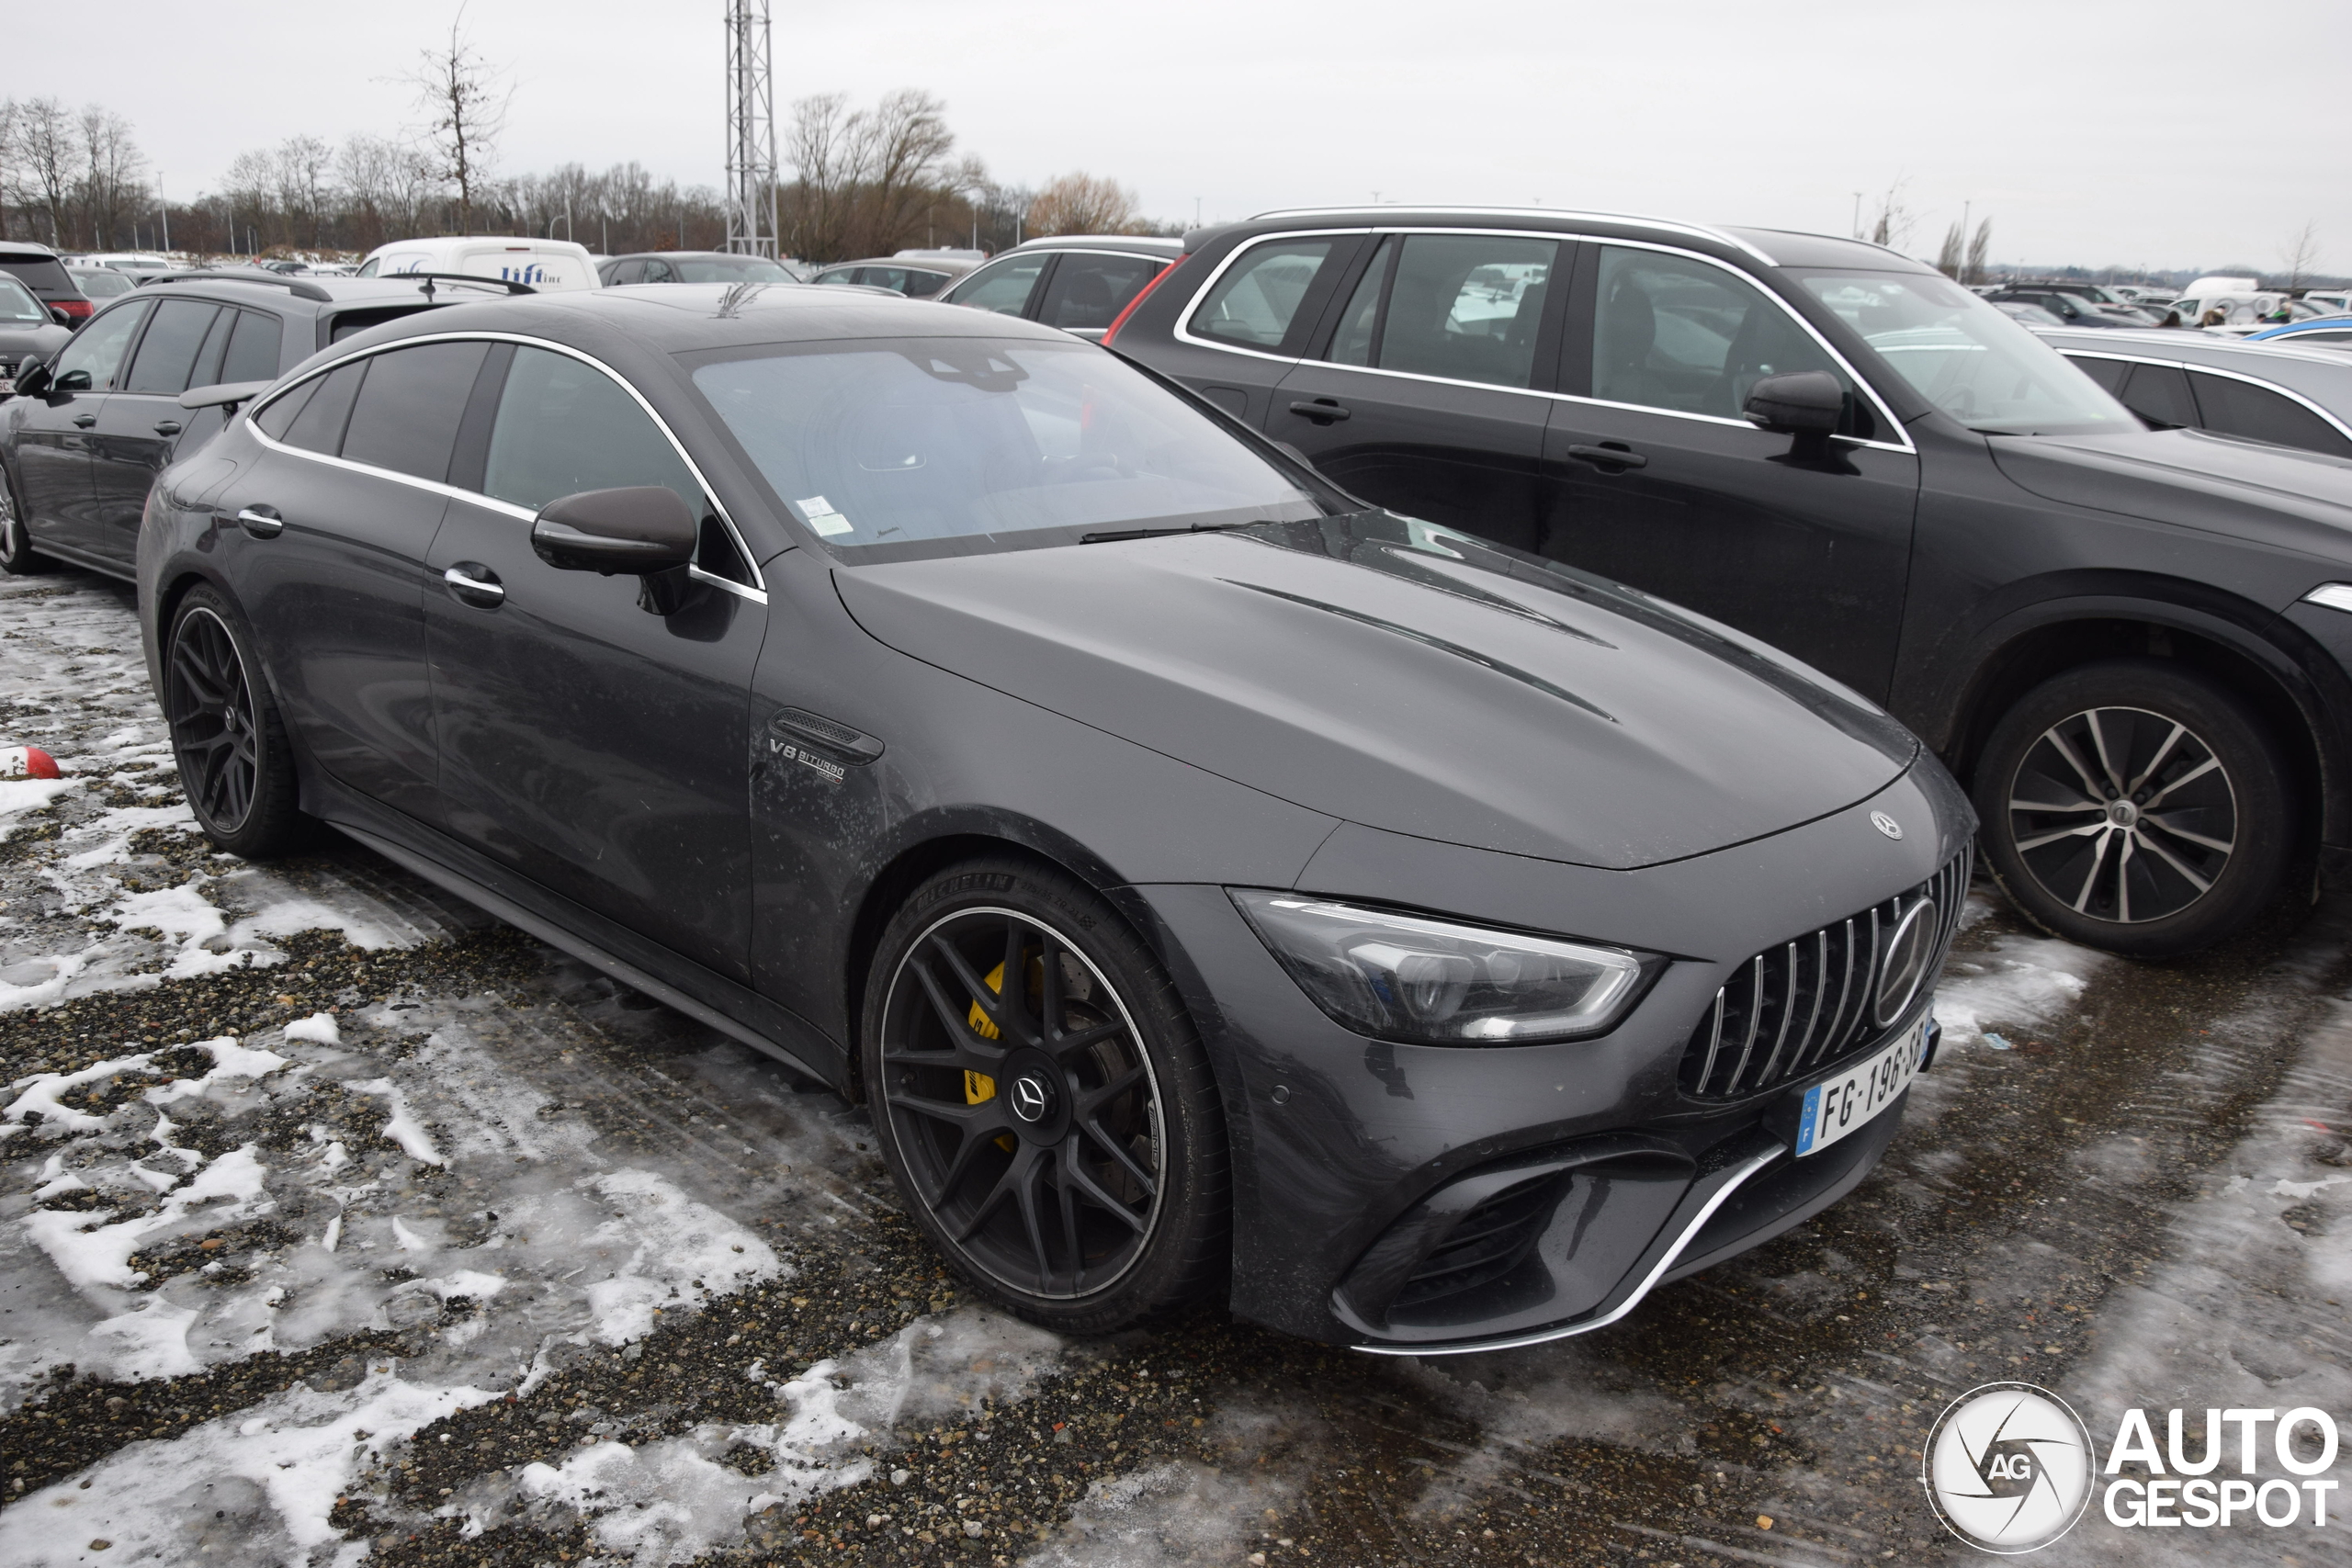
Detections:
[356, 236, 601, 291]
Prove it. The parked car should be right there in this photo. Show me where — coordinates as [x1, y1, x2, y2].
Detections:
[938, 235, 1183, 340]
[133, 283, 1972, 1352]
[1993, 300, 2067, 327]
[356, 236, 601, 291]
[1106, 206, 2352, 955]
[0, 241, 95, 325]
[2040, 328, 2352, 458]
[67, 266, 138, 301]
[2300, 291, 2352, 317]
[0, 274, 74, 400]
[1, 269, 511, 578]
[598, 251, 802, 286]
[76, 251, 175, 276]
[2247, 315, 2352, 347]
[1983, 284, 2152, 327]
[809, 254, 977, 297]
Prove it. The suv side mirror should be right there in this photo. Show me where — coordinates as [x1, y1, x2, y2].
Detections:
[12, 358, 50, 397]
[49, 307, 72, 327]
[529, 486, 703, 615]
[50, 367, 90, 395]
[1743, 371, 1844, 435]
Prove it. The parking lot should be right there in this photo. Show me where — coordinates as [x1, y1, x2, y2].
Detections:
[6, 565, 2347, 1565]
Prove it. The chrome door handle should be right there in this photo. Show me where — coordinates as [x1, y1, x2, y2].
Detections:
[72, 413, 96, 428]
[443, 563, 505, 606]
[234, 505, 283, 539]
[153, 420, 182, 436]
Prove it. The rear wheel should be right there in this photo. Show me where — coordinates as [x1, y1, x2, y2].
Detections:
[0, 468, 51, 576]
[1973, 659, 2292, 956]
[164, 587, 312, 858]
[862, 857, 1227, 1333]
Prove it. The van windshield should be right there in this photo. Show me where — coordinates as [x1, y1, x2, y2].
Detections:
[1796, 271, 2143, 436]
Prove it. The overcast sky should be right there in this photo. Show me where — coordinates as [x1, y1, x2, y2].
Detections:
[11, 0, 2347, 271]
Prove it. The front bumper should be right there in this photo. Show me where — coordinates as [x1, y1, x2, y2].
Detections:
[1124, 759, 1971, 1349]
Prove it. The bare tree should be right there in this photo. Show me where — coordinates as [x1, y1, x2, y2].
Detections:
[1933, 220, 1963, 279]
[860, 90, 956, 254]
[272, 135, 333, 250]
[1964, 218, 1993, 286]
[1866, 177, 1914, 252]
[404, 10, 509, 231]
[1027, 173, 1144, 237]
[15, 98, 74, 246]
[75, 107, 146, 250]
[0, 99, 18, 241]
[2278, 220, 2321, 291]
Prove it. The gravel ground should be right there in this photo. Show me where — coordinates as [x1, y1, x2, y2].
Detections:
[2, 569, 2346, 1567]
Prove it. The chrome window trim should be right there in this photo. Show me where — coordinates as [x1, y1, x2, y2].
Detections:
[2053, 347, 2352, 445]
[245, 330, 766, 596]
[1250, 206, 1780, 267]
[1175, 228, 1914, 455]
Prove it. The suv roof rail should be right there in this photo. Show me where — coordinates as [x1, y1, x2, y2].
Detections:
[1246, 206, 1779, 266]
[371, 270, 538, 297]
[141, 269, 335, 302]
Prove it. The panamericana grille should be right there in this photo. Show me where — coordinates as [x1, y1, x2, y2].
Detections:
[1680, 847, 1971, 1100]
[1391, 1175, 1560, 1309]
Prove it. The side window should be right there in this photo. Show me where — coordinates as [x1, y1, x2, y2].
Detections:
[482, 346, 706, 518]
[1591, 246, 1858, 429]
[1327, 240, 1391, 367]
[281, 360, 368, 455]
[123, 301, 222, 395]
[608, 259, 645, 285]
[254, 377, 318, 441]
[1037, 254, 1162, 333]
[187, 307, 236, 390]
[339, 342, 492, 482]
[2188, 371, 2352, 458]
[944, 254, 1049, 316]
[2118, 362, 2197, 429]
[219, 310, 284, 384]
[641, 259, 675, 283]
[861, 267, 912, 295]
[901, 270, 950, 299]
[1367, 234, 1555, 389]
[50, 301, 150, 391]
[815, 269, 859, 287]
[2065, 355, 2130, 395]
[1188, 238, 1339, 352]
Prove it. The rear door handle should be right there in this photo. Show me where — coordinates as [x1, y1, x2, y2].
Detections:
[443, 562, 505, 607]
[234, 505, 283, 539]
[71, 413, 96, 428]
[153, 421, 182, 436]
[1566, 444, 1647, 470]
[1288, 400, 1351, 424]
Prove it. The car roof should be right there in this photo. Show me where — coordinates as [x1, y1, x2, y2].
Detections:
[125, 271, 522, 314]
[0, 241, 62, 260]
[1216, 207, 1936, 274]
[1006, 234, 1183, 258]
[2037, 326, 2352, 384]
[818, 255, 975, 273]
[618, 251, 794, 262]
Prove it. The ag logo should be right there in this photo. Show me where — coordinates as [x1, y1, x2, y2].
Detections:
[1922, 1382, 2094, 1553]
[1871, 810, 1904, 840]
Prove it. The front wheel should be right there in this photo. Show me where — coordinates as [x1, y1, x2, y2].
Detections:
[861, 857, 1227, 1333]
[0, 468, 51, 576]
[164, 587, 313, 858]
[1973, 659, 2293, 956]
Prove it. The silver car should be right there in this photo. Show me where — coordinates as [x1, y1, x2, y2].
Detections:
[2037, 328, 2352, 461]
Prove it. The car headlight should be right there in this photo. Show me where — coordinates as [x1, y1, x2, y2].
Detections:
[1230, 891, 1657, 1045]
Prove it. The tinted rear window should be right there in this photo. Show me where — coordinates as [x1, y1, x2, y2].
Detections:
[282, 361, 367, 454]
[2188, 371, 2352, 458]
[326, 305, 437, 344]
[123, 301, 221, 395]
[0, 256, 74, 294]
[220, 310, 284, 384]
[1188, 239, 1338, 352]
[340, 342, 492, 482]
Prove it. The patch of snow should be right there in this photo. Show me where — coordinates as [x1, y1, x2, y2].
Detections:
[282, 1011, 341, 1045]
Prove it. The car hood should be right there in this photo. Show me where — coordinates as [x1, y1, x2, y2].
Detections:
[1989, 428, 2352, 561]
[834, 513, 1918, 869]
[0, 322, 68, 360]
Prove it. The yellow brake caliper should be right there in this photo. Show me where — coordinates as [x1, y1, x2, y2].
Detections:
[966, 956, 1040, 1152]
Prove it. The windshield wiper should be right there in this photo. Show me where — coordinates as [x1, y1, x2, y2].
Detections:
[1079, 521, 1273, 545]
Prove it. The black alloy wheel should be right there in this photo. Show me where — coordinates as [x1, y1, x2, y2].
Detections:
[0, 469, 50, 576]
[1974, 659, 2292, 956]
[164, 588, 311, 858]
[863, 858, 1227, 1332]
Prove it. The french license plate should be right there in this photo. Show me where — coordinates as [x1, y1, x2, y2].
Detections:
[1792, 1020, 1925, 1156]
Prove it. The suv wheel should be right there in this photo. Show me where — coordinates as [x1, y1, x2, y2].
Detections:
[0, 469, 51, 576]
[862, 857, 1227, 1333]
[164, 587, 312, 858]
[1973, 659, 2291, 956]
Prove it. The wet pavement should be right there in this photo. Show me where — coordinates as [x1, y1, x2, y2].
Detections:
[2, 569, 2346, 1567]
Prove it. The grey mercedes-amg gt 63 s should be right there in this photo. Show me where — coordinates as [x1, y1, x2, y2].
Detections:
[138, 284, 1973, 1353]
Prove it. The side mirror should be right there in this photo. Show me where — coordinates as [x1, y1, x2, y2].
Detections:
[12, 358, 50, 398]
[1743, 371, 1845, 436]
[529, 486, 702, 615]
[51, 367, 92, 394]
[49, 307, 72, 327]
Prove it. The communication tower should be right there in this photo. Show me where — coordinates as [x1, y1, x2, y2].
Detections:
[723, 1, 780, 256]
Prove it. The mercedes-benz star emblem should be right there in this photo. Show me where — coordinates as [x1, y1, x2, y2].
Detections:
[1010, 1076, 1049, 1123]
[1871, 811, 1905, 840]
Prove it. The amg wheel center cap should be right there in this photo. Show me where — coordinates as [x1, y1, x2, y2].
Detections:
[1009, 1075, 1052, 1123]
[2106, 798, 2139, 828]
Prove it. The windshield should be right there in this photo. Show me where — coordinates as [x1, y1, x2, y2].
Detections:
[675, 257, 795, 283]
[1797, 270, 2142, 435]
[72, 270, 133, 298]
[0, 275, 46, 322]
[687, 338, 1325, 557]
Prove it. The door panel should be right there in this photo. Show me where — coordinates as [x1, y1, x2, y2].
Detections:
[14, 299, 150, 556]
[1155, 233, 1364, 431]
[90, 301, 226, 565]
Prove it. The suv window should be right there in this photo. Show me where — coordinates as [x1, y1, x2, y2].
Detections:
[1327, 234, 1554, 389]
[1594, 246, 1852, 424]
[482, 346, 704, 516]
[2188, 371, 2352, 458]
[219, 310, 284, 385]
[2118, 362, 2196, 429]
[122, 300, 221, 395]
[0, 255, 74, 295]
[945, 254, 1049, 316]
[2064, 355, 2130, 395]
[50, 300, 151, 390]
[340, 342, 492, 482]
[1037, 254, 1162, 333]
[1189, 238, 1339, 352]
